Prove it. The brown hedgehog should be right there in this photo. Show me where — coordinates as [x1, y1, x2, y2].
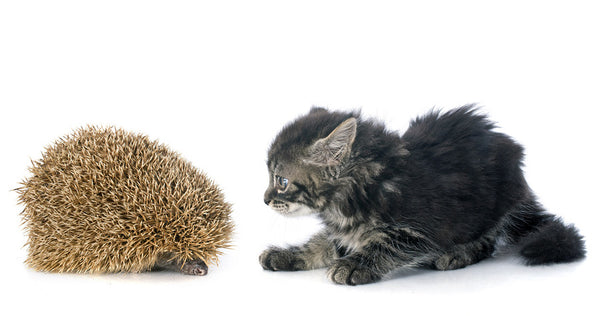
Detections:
[17, 126, 233, 275]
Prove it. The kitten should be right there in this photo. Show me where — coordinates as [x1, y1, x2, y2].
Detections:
[260, 105, 585, 285]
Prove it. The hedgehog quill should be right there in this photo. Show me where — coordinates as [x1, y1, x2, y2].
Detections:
[17, 126, 233, 275]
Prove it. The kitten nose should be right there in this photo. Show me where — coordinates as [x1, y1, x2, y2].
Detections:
[264, 189, 275, 206]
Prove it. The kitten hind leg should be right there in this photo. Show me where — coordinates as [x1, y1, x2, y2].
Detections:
[328, 226, 439, 285]
[432, 235, 496, 271]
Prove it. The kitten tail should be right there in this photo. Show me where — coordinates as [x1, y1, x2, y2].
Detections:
[518, 216, 586, 265]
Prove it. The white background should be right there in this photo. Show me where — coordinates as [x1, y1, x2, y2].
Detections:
[1, 1, 598, 315]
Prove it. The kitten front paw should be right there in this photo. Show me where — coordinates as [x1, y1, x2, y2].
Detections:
[327, 259, 381, 285]
[433, 253, 472, 271]
[259, 247, 306, 271]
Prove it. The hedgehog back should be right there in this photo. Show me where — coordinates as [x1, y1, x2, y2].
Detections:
[18, 126, 233, 273]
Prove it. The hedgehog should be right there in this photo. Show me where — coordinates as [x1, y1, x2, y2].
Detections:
[17, 126, 233, 275]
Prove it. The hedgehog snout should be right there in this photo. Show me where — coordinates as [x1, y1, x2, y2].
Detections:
[181, 259, 209, 276]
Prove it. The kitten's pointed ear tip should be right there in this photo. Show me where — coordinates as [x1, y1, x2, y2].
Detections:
[344, 117, 357, 126]
[310, 106, 328, 114]
[304, 116, 359, 167]
[339, 117, 358, 134]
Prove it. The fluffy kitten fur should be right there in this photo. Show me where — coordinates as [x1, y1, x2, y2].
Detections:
[260, 105, 585, 285]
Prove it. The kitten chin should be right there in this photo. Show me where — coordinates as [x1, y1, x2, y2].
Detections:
[269, 202, 318, 217]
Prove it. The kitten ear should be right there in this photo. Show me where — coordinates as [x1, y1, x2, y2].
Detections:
[310, 106, 328, 114]
[306, 118, 357, 166]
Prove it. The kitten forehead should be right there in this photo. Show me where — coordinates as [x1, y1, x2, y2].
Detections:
[268, 108, 359, 164]
[272, 160, 306, 179]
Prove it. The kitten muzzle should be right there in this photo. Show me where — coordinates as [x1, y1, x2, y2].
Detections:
[269, 200, 290, 213]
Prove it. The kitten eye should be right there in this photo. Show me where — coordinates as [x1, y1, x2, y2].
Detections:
[275, 175, 289, 191]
